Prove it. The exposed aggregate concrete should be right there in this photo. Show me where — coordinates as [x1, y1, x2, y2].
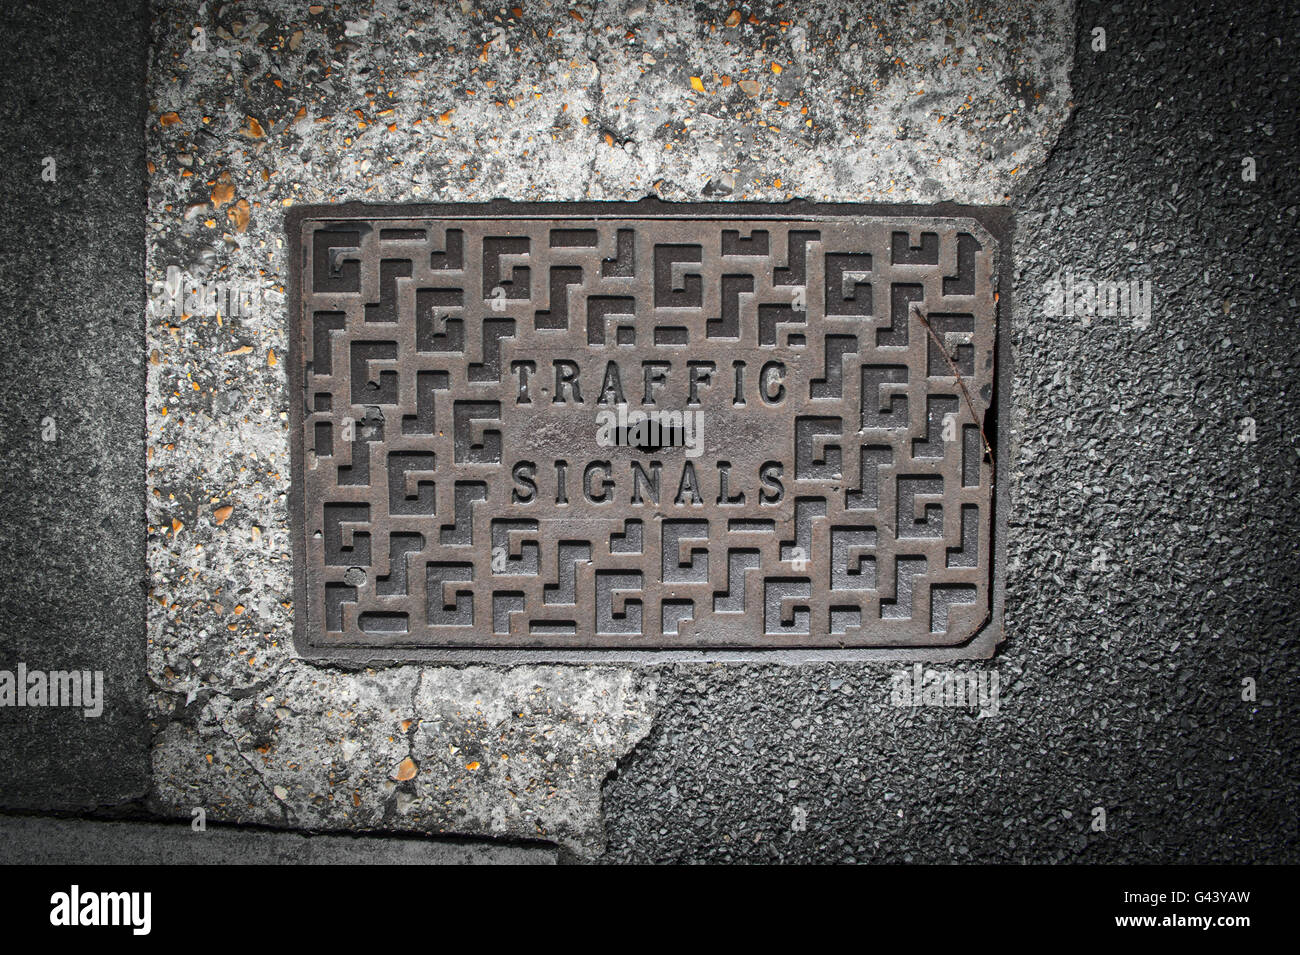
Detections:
[143, 0, 1074, 855]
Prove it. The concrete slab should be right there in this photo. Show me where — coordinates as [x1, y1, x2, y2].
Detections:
[143, 0, 1071, 856]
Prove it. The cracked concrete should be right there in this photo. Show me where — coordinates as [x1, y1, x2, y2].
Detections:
[141, 0, 1074, 854]
[150, 665, 655, 853]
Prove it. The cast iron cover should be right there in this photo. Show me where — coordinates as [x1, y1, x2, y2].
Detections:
[287, 201, 1007, 661]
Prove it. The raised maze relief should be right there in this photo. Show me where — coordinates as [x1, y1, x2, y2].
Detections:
[292, 212, 999, 654]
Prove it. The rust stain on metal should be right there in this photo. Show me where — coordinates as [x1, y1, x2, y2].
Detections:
[287, 201, 1007, 661]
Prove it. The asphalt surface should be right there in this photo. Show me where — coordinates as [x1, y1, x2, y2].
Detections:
[0, 0, 150, 808]
[600, 0, 1300, 862]
[0, 0, 1295, 864]
[0, 814, 555, 864]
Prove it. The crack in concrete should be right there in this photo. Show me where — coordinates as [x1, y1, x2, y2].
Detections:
[216, 716, 293, 827]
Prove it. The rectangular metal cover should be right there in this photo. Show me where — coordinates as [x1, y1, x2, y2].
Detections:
[288, 201, 1006, 660]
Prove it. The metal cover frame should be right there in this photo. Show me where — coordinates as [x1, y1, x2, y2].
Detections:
[286, 199, 1012, 663]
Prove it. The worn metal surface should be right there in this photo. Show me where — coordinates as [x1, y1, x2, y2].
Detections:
[289, 201, 1005, 660]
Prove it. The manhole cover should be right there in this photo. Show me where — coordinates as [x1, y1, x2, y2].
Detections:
[288, 201, 1007, 661]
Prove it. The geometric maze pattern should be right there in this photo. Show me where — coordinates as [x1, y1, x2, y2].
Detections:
[289, 207, 998, 654]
